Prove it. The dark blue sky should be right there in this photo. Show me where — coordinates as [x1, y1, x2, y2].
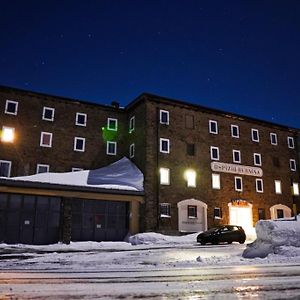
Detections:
[1, 1, 299, 128]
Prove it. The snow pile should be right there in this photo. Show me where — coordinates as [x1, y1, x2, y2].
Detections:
[243, 216, 300, 258]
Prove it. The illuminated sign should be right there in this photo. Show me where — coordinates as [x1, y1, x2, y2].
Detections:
[211, 162, 263, 177]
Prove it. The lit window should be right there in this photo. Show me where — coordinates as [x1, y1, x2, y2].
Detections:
[185, 169, 196, 187]
[293, 183, 299, 196]
[188, 205, 197, 218]
[40, 132, 52, 147]
[160, 110, 169, 125]
[74, 137, 85, 152]
[253, 153, 262, 166]
[232, 150, 241, 163]
[129, 116, 135, 133]
[42, 107, 55, 121]
[235, 176, 243, 192]
[76, 113, 87, 126]
[290, 159, 296, 171]
[107, 118, 118, 131]
[160, 168, 170, 185]
[72, 167, 83, 172]
[0, 160, 12, 177]
[256, 179, 264, 193]
[287, 137, 295, 149]
[5, 100, 18, 115]
[160, 138, 170, 153]
[160, 203, 171, 217]
[231, 125, 239, 138]
[1, 126, 15, 143]
[275, 180, 282, 194]
[129, 143, 135, 158]
[270, 133, 277, 145]
[214, 207, 222, 219]
[210, 146, 219, 161]
[36, 164, 49, 174]
[106, 141, 117, 155]
[209, 120, 218, 134]
[251, 129, 259, 142]
[212, 173, 221, 189]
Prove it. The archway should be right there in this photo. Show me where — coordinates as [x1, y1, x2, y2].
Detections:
[270, 204, 291, 219]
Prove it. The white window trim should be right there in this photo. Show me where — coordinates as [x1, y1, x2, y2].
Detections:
[270, 133, 278, 145]
[107, 118, 118, 131]
[209, 120, 218, 134]
[160, 138, 170, 154]
[36, 164, 50, 174]
[129, 116, 135, 133]
[76, 113, 87, 126]
[42, 106, 55, 121]
[1, 126, 15, 143]
[72, 167, 84, 172]
[256, 178, 264, 193]
[290, 159, 296, 171]
[234, 176, 243, 192]
[214, 207, 222, 219]
[275, 180, 282, 194]
[253, 153, 262, 166]
[251, 128, 260, 142]
[5, 100, 18, 115]
[210, 146, 219, 161]
[212, 173, 221, 190]
[40, 131, 53, 148]
[287, 137, 295, 149]
[160, 167, 170, 185]
[74, 137, 86, 152]
[159, 110, 169, 125]
[129, 143, 135, 158]
[232, 150, 241, 163]
[107, 141, 117, 155]
[231, 124, 239, 138]
[0, 160, 12, 177]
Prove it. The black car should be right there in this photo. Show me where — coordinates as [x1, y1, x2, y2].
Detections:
[197, 225, 246, 245]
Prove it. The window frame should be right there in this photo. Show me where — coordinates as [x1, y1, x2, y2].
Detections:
[212, 173, 221, 189]
[287, 137, 295, 149]
[0, 160, 12, 177]
[106, 141, 117, 155]
[234, 176, 243, 192]
[209, 120, 218, 134]
[251, 128, 260, 142]
[76, 112, 87, 127]
[159, 110, 169, 125]
[270, 133, 278, 145]
[253, 153, 262, 166]
[40, 131, 53, 148]
[5, 100, 18, 115]
[36, 164, 50, 174]
[129, 116, 135, 133]
[187, 205, 197, 219]
[160, 167, 170, 185]
[214, 207, 222, 219]
[129, 143, 135, 158]
[256, 178, 264, 193]
[275, 180, 282, 194]
[160, 203, 171, 218]
[290, 159, 296, 171]
[74, 137, 86, 152]
[231, 124, 239, 138]
[107, 118, 118, 131]
[42, 106, 55, 121]
[160, 138, 170, 154]
[232, 149, 241, 163]
[210, 146, 220, 161]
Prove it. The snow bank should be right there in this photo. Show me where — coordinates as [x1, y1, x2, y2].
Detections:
[243, 216, 300, 258]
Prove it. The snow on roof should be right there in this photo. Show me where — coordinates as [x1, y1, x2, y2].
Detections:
[8, 157, 144, 192]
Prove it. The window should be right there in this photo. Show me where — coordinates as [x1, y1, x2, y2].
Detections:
[275, 180, 282, 194]
[209, 120, 218, 134]
[185, 169, 196, 187]
[106, 141, 117, 155]
[256, 179, 264, 193]
[74, 137, 85, 152]
[185, 115, 194, 129]
[160, 203, 171, 217]
[258, 208, 266, 220]
[214, 207, 222, 219]
[160, 138, 170, 153]
[1, 126, 15, 143]
[40, 132, 52, 147]
[160, 110, 169, 125]
[276, 209, 284, 219]
[273, 157, 280, 168]
[231, 125, 239, 138]
[129, 143, 135, 158]
[72, 167, 83, 172]
[107, 118, 118, 131]
[232, 150, 241, 163]
[5, 100, 18, 115]
[42, 107, 55, 121]
[251, 129, 259, 142]
[270, 133, 277, 145]
[253, 153, 262, 166]
[188, 205, 197, 218]
[287, 137, 295, 149]
[0, 160, 12, 177]
[186, 143, 195, 156]
[129, 116, 135, 133]
[76, 113, 87, 126]
[36, 164, 49, 174]
[293, 183, 299, 196]
[290, 159, 296, 171]
[210, 146, 219, 161]
[159, 168, 170, 185]
[235, 176, 243, 192]
[212, 173, 221, 189]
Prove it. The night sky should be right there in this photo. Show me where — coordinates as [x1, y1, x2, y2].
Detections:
[1, 1, 299, 128]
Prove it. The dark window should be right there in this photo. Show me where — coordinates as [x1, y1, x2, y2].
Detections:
[273, 157, 280, 168]
[235, 177, 242, 191]
[160, 110, 169, 125]
[209, 120, 218, 134]
[185, 115, 194, 129]
[276, 209, 284, 219]
[107, 142, 116, 155]
[214, 207, 222, 219]
[188, 205, 197, 218]
[160, 139, 169, 153]
[233, 150, 241, 163]
[160, 203, 171, 217]
[43, 107, 54, 121]
[76, 113, 87, 126]
[187, 143, 195, 156]
[0, 161, 11, 177]
[231, 125, 239, 138]
[5, 101, 18, 114]
[258, 208, 265, 220]
[75, 138, 84, 151]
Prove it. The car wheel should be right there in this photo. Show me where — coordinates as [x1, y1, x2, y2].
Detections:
[239, 239, 245, 244]
[212, 239, 218, 245]
[200, 241, 206, 245]
[228, 241, 232, 244]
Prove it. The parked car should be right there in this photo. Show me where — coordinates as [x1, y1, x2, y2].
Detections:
[197, 225, 246, 245]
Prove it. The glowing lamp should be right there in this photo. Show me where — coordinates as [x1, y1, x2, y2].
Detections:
[1, 127, 15, 143]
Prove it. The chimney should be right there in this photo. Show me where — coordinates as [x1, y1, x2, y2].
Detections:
[111, 101, 120, 108]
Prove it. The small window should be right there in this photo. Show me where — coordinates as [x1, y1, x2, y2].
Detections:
[188, 205, 197, 218]
[287, 137, 295, 149]
[160, 138, 170, 153]
[76, 113, 87, 126]
[107, 118, 118, 131]
[72, 167, 84, 172]
[160, 110, 169, 125]
[40, 132, 53, 147]
[186, 143, 195, 156]
[275, 180, 282, 194]
[254, 153, 262, 166]
[232, 150, 241, 163]
[74, 137, 85, 152]
[210, 146, 219, 161]
[0, 160, 12, 177]
[256, 179, 264, 193]
[293, 183, 299, 196]
[209, 120, 218, 134]
[5, 100, 18, 115]
[235, 176, 243, 192]
[214, 207, 222, 219]
[42, 107, 55, 121]
[270, 133, 277, 145]
[160, 168, 170, 185]
[129, 116, 135, 133]
[251, 129, 259, 142]
[276, 209, 284, 219]
[129, 143, 135, 158]
[36, 164, 49, 174]
[290, 159, 296, 171]
[1, 126, 15, 143]
[185, 115, 194, 129]
[273, 157, 280, 168]
[231, 125, 239, 138]
[160, 203, 171, 217]
[107, 141, 117, 155]
[212, 173, 221, 189]
[185, 170, 196, 187]
[258, 208, 266, 220]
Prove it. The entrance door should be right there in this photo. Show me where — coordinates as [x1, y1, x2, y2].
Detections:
[228, 203, 253, 232]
